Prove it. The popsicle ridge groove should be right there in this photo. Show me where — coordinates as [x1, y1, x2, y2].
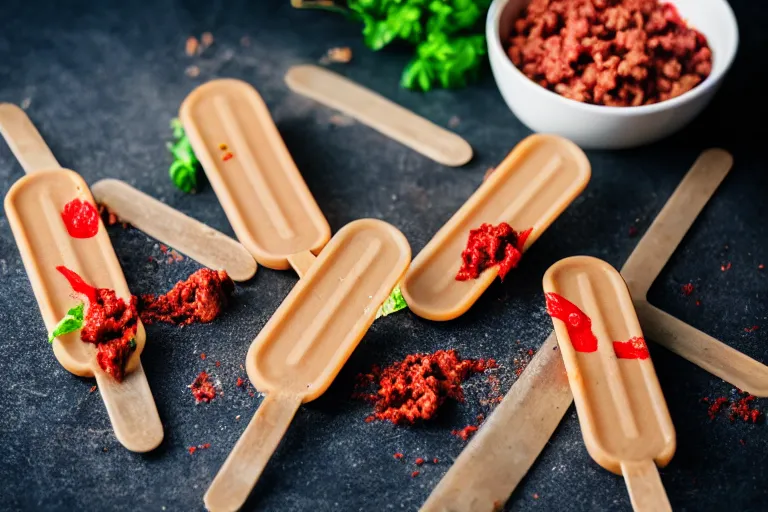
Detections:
[214, 95, 295, 240]
[497, 154, 562, 223]
[285, 238, 383, 365]
[576, 272, 640, 440]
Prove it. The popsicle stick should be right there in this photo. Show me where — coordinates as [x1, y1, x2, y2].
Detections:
[621, 460, 672, 512]
[91, 179, 257, 282]
[636, 300, 768, 396]
[420, 333, 571, 512]
[285, 65, 473, 167]
[421, 148, 749, 511]
[95, 363, 164, 453]
[0, 103, 60, 173]
[622, 149, 733, 299]
[204, 392, 301, 512]
[287, 250, 317, 278]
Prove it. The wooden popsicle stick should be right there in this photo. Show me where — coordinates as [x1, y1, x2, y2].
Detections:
[636, 300, 768, 396]
[621, 460, 672, 512]
[622, 149, 733, 299]
[95, 362, 164, 453]
[204, 392, 302, 512]
[421, 148, 755, 511]
[287, 250, 317, 278]
[91, 179, 257, 282]
[285, 65, 473, 167]
[0, 103, 60, 173]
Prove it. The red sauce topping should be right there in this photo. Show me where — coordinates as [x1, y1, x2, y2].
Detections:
[545, 292, 598, 353]
[456, 223, 532, 281]
[612, 336, 650, 359]
[57, 266, 138, 381]
[61, 198, 100, 239]
[190, 371, 217, 403]
[353, 349, 496, 425]
[139, 269, 234, 325]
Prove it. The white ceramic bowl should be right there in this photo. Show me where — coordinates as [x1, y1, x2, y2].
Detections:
[486, 0, 739, 149]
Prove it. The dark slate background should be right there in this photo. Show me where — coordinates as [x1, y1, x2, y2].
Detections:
[0, 1, 766, 510]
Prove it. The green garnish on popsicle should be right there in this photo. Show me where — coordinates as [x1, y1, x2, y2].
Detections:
[168, 118, 202, 193]
[376, 284, 408, 318]
[48, 302, 85, 343]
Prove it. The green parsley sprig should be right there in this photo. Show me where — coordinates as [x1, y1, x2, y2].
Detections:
[376, 284, 408, 318]
[48, 303, 85, 343]
[295, 0, 491, 92]
[167, 118, 202, 193]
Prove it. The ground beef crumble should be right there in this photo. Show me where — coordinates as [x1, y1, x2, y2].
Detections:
[506, 0, 712, 106]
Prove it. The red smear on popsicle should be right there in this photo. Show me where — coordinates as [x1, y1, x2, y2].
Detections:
[56, 265, 97, 303]
[545, 292, 598, 353]
[612, 336, 650, 360]
[61, 198, 99, 238]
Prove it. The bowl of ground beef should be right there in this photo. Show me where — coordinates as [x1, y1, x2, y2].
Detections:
[486, 0, 738, 149]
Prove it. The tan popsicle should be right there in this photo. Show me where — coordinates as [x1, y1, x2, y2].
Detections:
[544, 256, 675, 512]
[180, 79, 331, 273]
[400, 134, 590, 321]
[204, 219, 411, 512]
[284, 65, 473, 167]
[91, 179, 257, 282]
[1, 103, 163, 453]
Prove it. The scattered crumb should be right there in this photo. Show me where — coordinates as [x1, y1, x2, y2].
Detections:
[740, 439, 746, 446]
[188, 446, 197, 455]
[89, 385, 97, 393]
[696, 300, 702, 306]
[533, 493, 540, 500]
[185, 65, 201, 78]
[329, 114, 355, 127]
[200, 353, 206, 361]
[222, 152, 234, 161]
[681, 283, 694, 296]
[20, 97, 31, 110]
[103, 447, 108, 453]
[201, 32, 214, 50]
[759, 264, 765, 270]
[411, 471, 420, 478]
[240, 36, 251, 47]
[628, 226, 639, 237]
[433, 458, 439, 464]
[394, 453, 404, 460]
[320, 46, 352, 64]
[215, 361, 221, 367]
[415, 457, 425, 466]
[721, 262, 732, 272]
[185, 36, 199, 57]
[745, 326, 760, 333]
[236, 377, 246, 388]
[448, 116, 460, 128]
[235, 415, 241, 421]
[451, 425, 479, 441]
[199, 443, 211, 450]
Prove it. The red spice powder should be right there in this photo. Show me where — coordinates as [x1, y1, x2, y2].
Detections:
[730, 395, 761, 423]
[411, 471, 420, 478]
[433, 457, 439, 464]
[759, 264, 765, 270]
[190, 371, 217, 403]
[452, 425, 478, 441]
[199, 443, 211, 449]
[705, 397, 729, 420]
[236, 377, 246, 388]
[721, 262, 732, 272]
[61, 198, 100, 238]
[394, 453, 404, 460]
[681, 283, 694, 296]
[354, 350, 496, 425]
[456, 223, 532, 281]
[415, 457, 425, 466]
[89, 385, 97, 393]
[744, 326, 760, 333]
[506, 0, 712, 106]
[188, 446, 197, 455]
[56, 266, 138, 381]
[139, 269, 234, 326]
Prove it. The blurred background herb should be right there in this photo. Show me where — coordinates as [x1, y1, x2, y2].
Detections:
[293, 0, 491, 91]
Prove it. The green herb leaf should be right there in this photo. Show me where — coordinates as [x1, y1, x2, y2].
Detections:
[129, 338, 137, 349]
[48, 302, 85, 344]
[376, 284, 408, 318]
[168, 118, 202, 193]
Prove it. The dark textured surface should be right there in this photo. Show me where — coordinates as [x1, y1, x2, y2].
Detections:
[0, 1, 766, 511]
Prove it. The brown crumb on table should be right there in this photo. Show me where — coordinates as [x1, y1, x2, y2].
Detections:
[185, 36, 199, 57]
[321, 46, 353, 64]
[201, 32, 214, 50]
[185, 65, 200, 77]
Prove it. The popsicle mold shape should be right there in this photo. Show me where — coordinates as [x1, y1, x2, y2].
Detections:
[544, 256, 674, 511]
[205, 219, 410, 512]
[180, 78, 331, 270]
[401, 134, 590, 321]
[4, 169, 162, 452]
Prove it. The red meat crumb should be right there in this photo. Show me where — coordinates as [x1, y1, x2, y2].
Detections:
[452, 425, 479, 441]
[139, 269, 234, 326]
[506, 0, 713, 106]
[415, 457, 425, 466]
[190, 371, 217, 403]
[681, 283, 694, 296]
[456, 223, 532, 281]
